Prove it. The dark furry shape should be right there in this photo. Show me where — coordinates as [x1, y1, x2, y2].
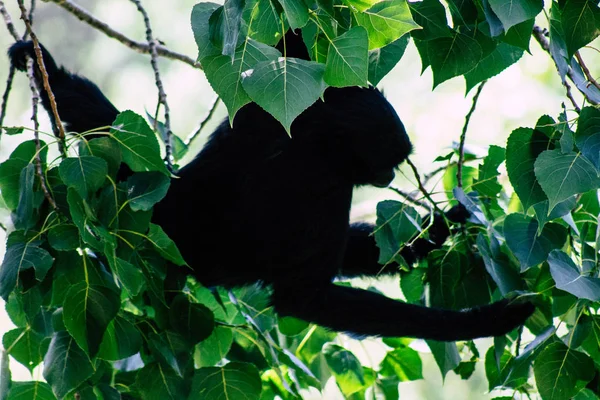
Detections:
[8, 40, 535, 341]
[8, 41, 119, 135]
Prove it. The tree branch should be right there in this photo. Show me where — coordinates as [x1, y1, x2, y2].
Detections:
[18, 0, 67, 157]
[457, 80, 486, 188]
[387, 186, 429, 209]
[129, 0, 173, 170]
[25, 57, 57, 211]
[532, 25, 592, 110]
[0, 66, 16, 141]
[185, 96, 221, 146]
[0, 0, 21, 40]
[575, 51, 600, 92]
[48, 0, 201, 69]
[406, 158, 443, 214]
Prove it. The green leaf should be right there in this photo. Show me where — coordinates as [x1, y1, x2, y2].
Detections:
[476, 233, 522, 295]
[380, 347, 423, 381]
[368, 35, 409, 86]
[488, 0, 543, 31]
[147, 223, 187, 265]
[0, 160, 26, 211]
[428, 250, 491, 308]
[0, 239, 54, 300]
[503, 18, 535, 51]
[345, 0, 381, 12]
[562, 0, 600, 59]
[400, 268, 425, 303]
[66, 189, 105, 251]
[409, 0, 452, 41]
[534, 149, 600, 212]
[532, 197, 577, 233]
[136, 363, 186, 400]
[6, 381, 56, 400]
[63, 282, 120, 357]
[79, 137, 122, 179]
[210, 0, 246, 57]
[355, 0, 420, 50]
[243, 0, 282, 46]
[110, 110, 168, 174]
[190, 362, 261, 400]
[3, 328, 48, 372]
[194, 327, 233, 367]
[47, 224, 80, 251]
[423, 32, 483, 87]
[574, 106, 600, 171]
[0, 141, 47, 211]
[504, 213, 567, 271]
[445, 0, 480, 26]
[534, 341, 594, 400]
[506, 127, 550, 210]
[549, 3, 570, 80]
[465, 43, 524, 93]
[58, 156, 107, 199]
[148, 331, 190, 377]
[472, 145, 506, 198]
[278, 316, 309, 336]
[323, 344, 366, 396]
[43, 331, 94, 400]
[191, 2, 222, 60]
[279, 0, 308, 29]
[548, 250, 600, 301]
[106, 255, 144, 297]
[426, 341, 460, 379]
[485, 347, 515, 390]
[4, 127, 24, 135]
[97, 316, 142, 361]
[241, 58, 326, 133]
[14, 164, 36, 230]
[202, 39, 281, 121]
[169, 295, 215, 344]
[125, 172, 170, 211]
[374, 200, 422, 264]
[324, 26, 369, 87]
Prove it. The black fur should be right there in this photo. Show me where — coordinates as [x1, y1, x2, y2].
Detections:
[8, 40, 534, 341]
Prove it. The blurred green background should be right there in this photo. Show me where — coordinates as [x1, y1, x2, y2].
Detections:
[0, 1, 575, 398]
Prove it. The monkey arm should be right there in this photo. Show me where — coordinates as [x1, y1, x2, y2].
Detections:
[8, 41, 119, 135]
[340, 204, 468, 278]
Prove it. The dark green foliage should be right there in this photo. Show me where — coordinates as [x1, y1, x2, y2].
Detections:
[3, 0, 600, 399]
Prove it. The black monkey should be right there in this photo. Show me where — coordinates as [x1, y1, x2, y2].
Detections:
[7, 40, 534, 341]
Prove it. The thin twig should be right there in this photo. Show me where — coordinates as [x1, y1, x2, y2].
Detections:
[564, 84, 581, 113]
[0, 1, 21, 143]
[129, 0, 173, 170]
[387, 186, 429, 209]
[0, 66, 16, 142]
[0, 0, 21, 40]
[25, 0, 35, 37]
[17, 0, 67, 157]
[532, 25, 595, 108]
[575, 51, 600, 92]
[422, 163, 455, 187]
[26, 57, 57, 211]
[185, 97, 221, 146]
[406, 158, 443, 214]
[48, 0, 200, 69]
[0, 221, 6, 231]
[457, 80, 486, 188]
